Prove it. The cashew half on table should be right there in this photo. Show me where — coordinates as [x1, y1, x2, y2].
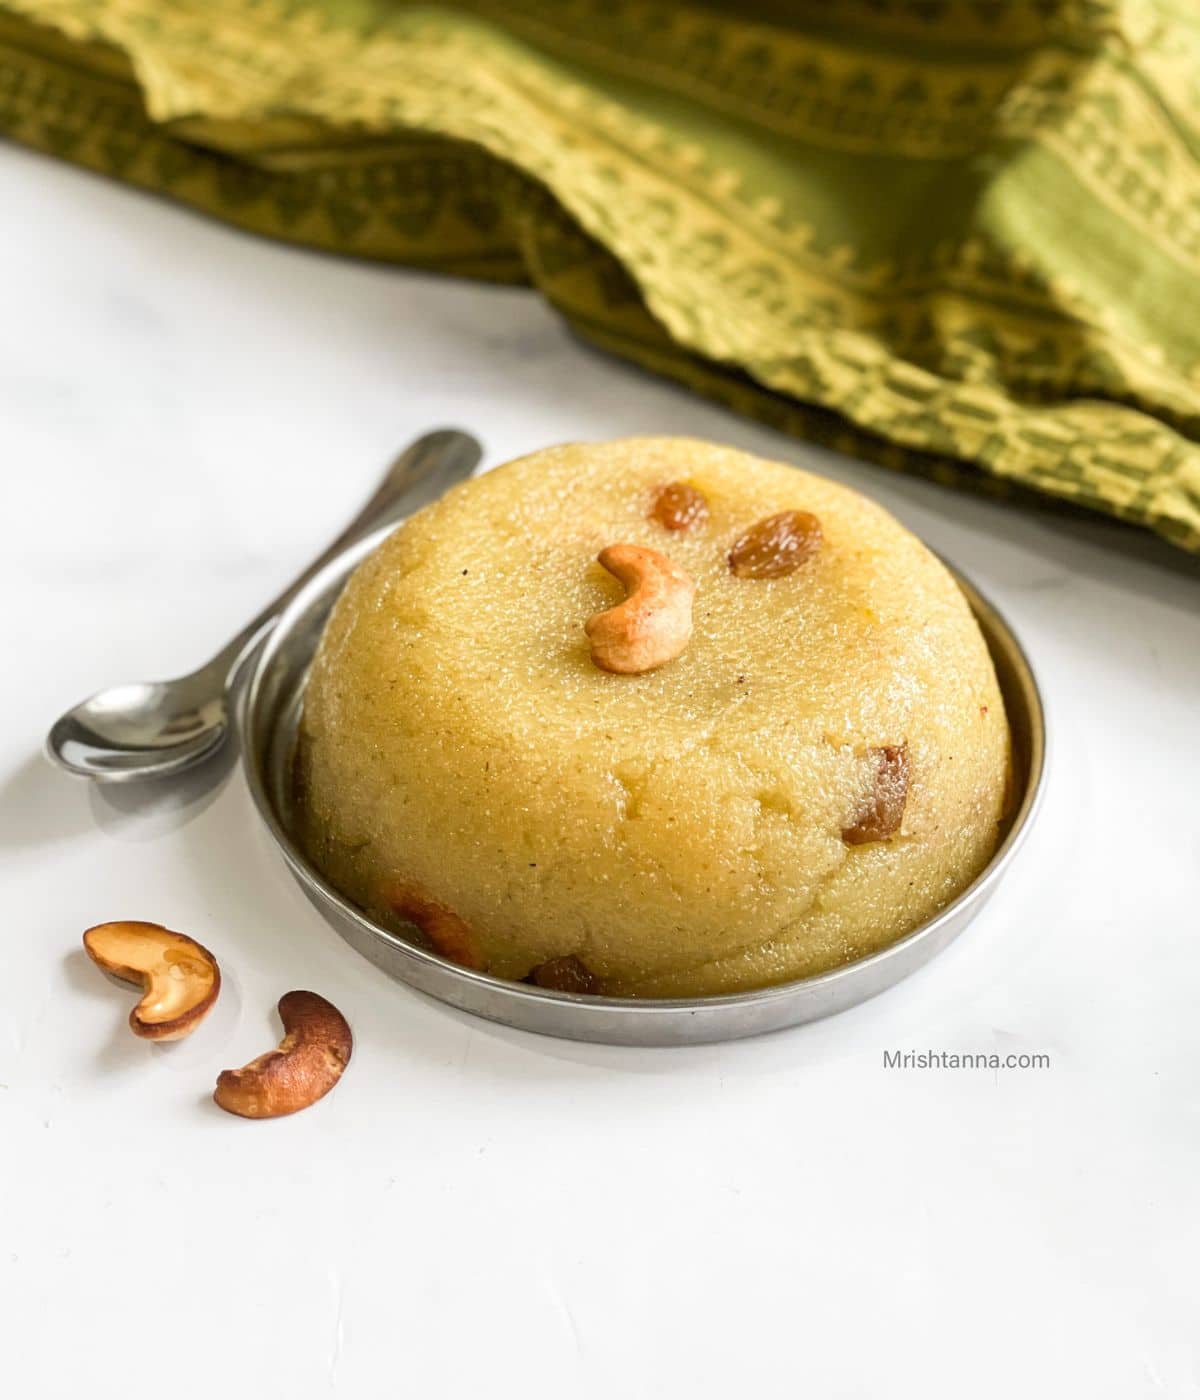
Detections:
[83, 923, 352, 1118]
[214, 990, 353, 1119]
[585, 543, 696, 674]
[83, 921, 221, 1041]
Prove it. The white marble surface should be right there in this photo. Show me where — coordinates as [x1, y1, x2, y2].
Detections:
[3, 143, 1198, 1399]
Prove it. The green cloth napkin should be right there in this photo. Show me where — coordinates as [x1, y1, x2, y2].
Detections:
[4, 0, 1200, 551]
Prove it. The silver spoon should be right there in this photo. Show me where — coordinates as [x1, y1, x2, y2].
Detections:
[46, 428, 482, 783]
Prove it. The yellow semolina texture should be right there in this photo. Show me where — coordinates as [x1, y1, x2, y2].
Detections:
[297, 438, 1010, 997]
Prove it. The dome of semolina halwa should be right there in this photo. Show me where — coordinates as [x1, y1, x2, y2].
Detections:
[297, 438, 1009, 997]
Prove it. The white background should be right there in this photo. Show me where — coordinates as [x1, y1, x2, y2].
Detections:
[3, 143, 1198, 1398]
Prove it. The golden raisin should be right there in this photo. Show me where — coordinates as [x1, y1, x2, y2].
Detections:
[842, 744, 910, 844]
[525, 955, 600, 995]
[728, 510, 822, 578]
[650, 481, 709, 532]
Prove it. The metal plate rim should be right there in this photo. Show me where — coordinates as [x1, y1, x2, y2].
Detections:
[239, 524, 1046, 1046]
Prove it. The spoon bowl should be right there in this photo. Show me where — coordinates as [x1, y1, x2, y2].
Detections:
[47, 678, 231, 781]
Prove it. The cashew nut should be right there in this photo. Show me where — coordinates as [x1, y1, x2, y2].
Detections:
[585, 543, 696, 674]
[83, 920, 220, 1041]
[213, 990, 352, 1119]
[387, 883, 485, 970]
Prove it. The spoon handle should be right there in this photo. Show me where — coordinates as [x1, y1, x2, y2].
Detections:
[209, 428, 482, 687]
